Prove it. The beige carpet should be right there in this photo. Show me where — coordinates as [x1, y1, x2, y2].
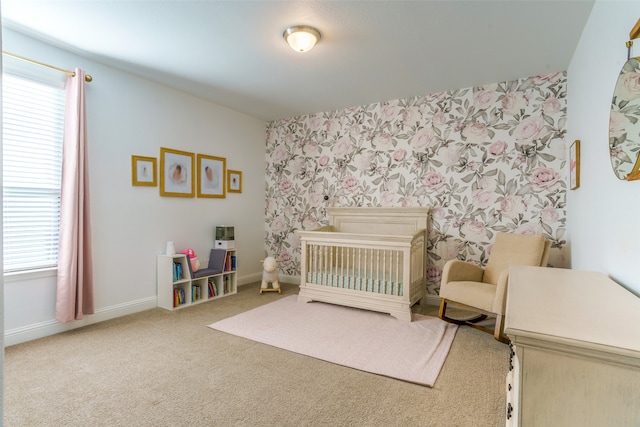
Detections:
[4, 283, 508, 426]
[209, 295, 458, 386]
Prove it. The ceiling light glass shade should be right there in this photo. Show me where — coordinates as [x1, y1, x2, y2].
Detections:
[283, 25, 321, 53]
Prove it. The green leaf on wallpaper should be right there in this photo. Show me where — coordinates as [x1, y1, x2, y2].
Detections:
[516, 184, 532, 196]
[497, 170, 506, 186]
[538, 152, 555, 162]
[543, 114, 554, 126]
[461, 173, 475, 183]
[541, 222, 553, 234]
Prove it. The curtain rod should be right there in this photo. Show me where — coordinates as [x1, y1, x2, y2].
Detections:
[1, 50, 93, 82]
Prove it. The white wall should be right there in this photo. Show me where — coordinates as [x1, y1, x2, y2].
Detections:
[567, 1, 640, 295]
[2, 29, 267, 345]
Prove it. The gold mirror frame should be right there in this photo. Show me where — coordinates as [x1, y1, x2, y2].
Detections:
[609, 56, 640, 181]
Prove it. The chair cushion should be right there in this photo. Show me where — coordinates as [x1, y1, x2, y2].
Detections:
[483, 233, 546, 285]
[439, 280, 496, 313]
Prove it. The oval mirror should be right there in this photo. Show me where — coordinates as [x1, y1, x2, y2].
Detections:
[610, 57, 640, 181]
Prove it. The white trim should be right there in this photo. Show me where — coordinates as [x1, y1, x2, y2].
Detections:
[3, 267, 56, 283]
[4, 296, 157, 347]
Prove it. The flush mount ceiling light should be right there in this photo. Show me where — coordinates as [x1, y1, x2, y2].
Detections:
[283, 25, 321, 53]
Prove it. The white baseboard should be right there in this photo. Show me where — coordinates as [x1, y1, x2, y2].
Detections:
[4, 296, 157, 347]
[238, 273, 300, 287]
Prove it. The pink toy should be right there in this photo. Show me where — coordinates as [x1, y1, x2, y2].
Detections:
[183, 248, 196, 258]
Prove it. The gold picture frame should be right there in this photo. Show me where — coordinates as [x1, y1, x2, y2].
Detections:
[131, 155, 157, 187]
[160, 147, 195, 197]
[570, 140, 580, 190]
[227, 170, 242, 193]
[197, 154, 226, 198]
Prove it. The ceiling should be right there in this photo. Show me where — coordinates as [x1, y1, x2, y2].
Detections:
[1, 1, 595, 122]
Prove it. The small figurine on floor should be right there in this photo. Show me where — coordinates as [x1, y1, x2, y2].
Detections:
[260, 256, 281, 294]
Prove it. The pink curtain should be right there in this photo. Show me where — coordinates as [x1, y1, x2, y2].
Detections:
[55, 68, 94, 322]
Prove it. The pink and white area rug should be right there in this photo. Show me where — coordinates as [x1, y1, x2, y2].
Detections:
[208, 295, 458, 387]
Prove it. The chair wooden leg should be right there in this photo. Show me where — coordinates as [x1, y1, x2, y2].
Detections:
[438, 298, 447, 320]
[494, 314, 509, 344]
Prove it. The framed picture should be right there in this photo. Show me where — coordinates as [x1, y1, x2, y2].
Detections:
[197, 154, 226, 198]
[131, 155, 157, 187]
[227, 170, 242, 193]
[160, 147, 195, 197]
[570, 139, 580, 190]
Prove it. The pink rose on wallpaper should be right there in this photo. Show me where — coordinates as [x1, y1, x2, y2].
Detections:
[489, 140, 508, 156]
[412, 128, 436, 150]
[431, 206, 446, 221]
[501, 91, 528, 115]
[333, 136, 352, 157]
[303, 140, 319, 155]
[380, 191, 398, 206]
[318, 155, 330, 167]
[382, 104, 400, 121]
[433, 112, 447, 127]
[472, 189, 495, 209]
[278, 252, 292, 265]
[279, 179, 294, 193]
[309, 116, 324, 132]
[403, 106, 421, 126]
[373, 133, 394, 150]
[342, 176, 359, 193]
[271, 217, 287, 234]
[393, 148, 407, 162]
[284, 134, 294, 145]
[461, 122, 489, 143]
[461, 221, 487, 240]
[609, 111, 628, 138]
[302, 216, 318, 229]
[516, 223, 542, 235]
[619, 72, 640, 99]
[541, 206, 560, 223]
[474, 89, 499, 109]
[441, 146, 461, 167]
[439, 239, 461, 260]
[289, 157, 305, 176]
[272, 146, 288, 163]
[530, 167, 561, 191]
[514, 116, 545, 141]
[348, 124, 361, 137]
[542, 98, 562, 115]
[423, 171, 446, 191]
[309, 193, 324, 207]
[500, 195, 525, 218]
[353, 152, 373, 172]
[426, 265, 442, 282]
[400, 196, 418, 207]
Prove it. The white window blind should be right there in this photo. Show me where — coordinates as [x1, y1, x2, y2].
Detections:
[2, 72, 65, 273]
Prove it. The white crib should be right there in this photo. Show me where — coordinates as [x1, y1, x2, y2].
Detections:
[296, 207, 429, 321]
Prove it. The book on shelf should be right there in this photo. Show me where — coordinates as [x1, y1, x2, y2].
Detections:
[231, 255, 236, 270]
[192, 284, 202, 302]
[207, 280, 216, 298]
[173, 262, 183, 282]
[173, 288, 185, 307]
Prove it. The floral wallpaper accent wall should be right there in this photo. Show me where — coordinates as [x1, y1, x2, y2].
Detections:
[265, 72, 568, 294]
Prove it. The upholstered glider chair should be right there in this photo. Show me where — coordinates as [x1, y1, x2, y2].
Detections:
[438, 232, 551, 343]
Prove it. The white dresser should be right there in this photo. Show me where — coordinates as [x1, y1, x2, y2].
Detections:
[504, 266, 640, 427]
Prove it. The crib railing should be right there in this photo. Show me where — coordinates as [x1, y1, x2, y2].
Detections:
[299, 229, 426, 298]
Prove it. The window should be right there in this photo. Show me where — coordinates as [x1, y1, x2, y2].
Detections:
[2, 71, 65, 273]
